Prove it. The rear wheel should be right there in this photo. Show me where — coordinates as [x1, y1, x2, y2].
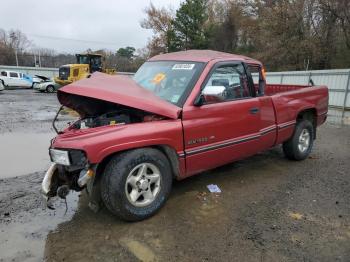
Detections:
[101, 148, 172, 221]
[283, 119, 314, 160]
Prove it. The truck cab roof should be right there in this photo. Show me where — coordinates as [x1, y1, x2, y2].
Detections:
[149, 50, 262, 66]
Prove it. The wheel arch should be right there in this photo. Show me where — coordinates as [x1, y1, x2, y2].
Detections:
[0, 79, 5, 87]
[296, 108, 317, 139]
[95, 144, 181, 182]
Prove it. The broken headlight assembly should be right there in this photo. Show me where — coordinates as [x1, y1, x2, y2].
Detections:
[50, 148, 87, 168]
[50, 149, 70, 166]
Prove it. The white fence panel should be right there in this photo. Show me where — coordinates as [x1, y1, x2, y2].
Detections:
[0, 65, 58, 78]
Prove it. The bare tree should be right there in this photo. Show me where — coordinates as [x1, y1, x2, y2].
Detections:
[141, 3, 175, 55]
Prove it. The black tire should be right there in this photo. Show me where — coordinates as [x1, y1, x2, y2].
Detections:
[46, 85, 55, 93]
[101, 148, 172, 221]
[1, 80, 6, 89]
[283, 119, 314, 160]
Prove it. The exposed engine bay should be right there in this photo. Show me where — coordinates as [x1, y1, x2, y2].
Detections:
[53, 93, 165, 133]
[72, 110, 134, 129]
[69, 107, 164, 130]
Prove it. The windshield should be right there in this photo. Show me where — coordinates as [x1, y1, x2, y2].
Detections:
[77, 55, 89, 64]
[134, 61, 204, 105]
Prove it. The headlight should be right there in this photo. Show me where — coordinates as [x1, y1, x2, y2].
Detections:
[50, 149, 70, 165]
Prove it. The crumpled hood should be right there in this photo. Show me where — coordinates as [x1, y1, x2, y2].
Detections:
[35, 75, 50, 81]
[57, 72, 181, 119]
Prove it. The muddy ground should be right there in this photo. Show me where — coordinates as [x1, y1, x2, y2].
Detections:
[0, 89, 349, 262]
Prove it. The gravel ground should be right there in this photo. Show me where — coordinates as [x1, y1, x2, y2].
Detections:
[0, 89, 349, 262]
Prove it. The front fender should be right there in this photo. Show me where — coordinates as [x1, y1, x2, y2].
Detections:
[52, 120, 184, 164]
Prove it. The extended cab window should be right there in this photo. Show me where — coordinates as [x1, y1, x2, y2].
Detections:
[9, 72, 18, 78]
[1, 71, 7, 77]
[202, 63, 250, 104]
[247, 65, 265, 96]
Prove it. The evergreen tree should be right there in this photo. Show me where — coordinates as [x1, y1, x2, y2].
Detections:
[171, 0, 209, 51]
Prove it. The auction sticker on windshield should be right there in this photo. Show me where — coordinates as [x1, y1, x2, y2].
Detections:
[172, 64, 195, 70]
[152, 73, 166, 84]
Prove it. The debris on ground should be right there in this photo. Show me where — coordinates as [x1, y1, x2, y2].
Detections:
[207, 184, 222, 193]
[196, 191, 207, 201]
[289, 212, 303, 220]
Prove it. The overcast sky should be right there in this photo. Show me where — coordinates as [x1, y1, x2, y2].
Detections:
[1, 0, 182, 54]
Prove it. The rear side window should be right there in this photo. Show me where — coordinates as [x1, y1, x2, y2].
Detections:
[1, 71, 7, 77]
[202, 63, 251, 104]
[10, 72, 18, 78]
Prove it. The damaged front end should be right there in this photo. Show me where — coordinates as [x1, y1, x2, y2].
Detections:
[41, 148, 97, 208]
[41, 72, 181, 211]
[42, 97, 167, 210]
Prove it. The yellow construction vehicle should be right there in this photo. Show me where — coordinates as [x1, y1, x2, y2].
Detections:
[54, 53, 116, 86]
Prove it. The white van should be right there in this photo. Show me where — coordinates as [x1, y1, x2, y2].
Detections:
[0, 71, 33, 88]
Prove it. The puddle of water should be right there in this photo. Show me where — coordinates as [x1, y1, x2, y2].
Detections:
[32, 111, 57, 121]
[0, 133, 55, 178]
[0, 192, 79, 262]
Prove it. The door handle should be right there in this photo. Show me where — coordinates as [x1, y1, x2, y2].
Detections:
[249, 107, 260, 114]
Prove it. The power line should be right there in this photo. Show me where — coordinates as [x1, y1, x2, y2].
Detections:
[28, 33, 119, 46]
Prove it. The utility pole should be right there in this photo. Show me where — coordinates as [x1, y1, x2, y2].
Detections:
[38, 50, 42, 67]
[15, 49, 19, 67]
[10, 32, 19, 67]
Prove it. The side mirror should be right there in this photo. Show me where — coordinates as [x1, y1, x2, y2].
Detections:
[202, 85, 226, 96]
[194, 85, 226, 106]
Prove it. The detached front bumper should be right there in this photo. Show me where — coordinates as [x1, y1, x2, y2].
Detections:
[41, 162, 96, 200]
[41, 163, 58, 199]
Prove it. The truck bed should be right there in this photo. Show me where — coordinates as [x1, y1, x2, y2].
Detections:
[265, 84, 310, 96]
[263, 84, 329, 145]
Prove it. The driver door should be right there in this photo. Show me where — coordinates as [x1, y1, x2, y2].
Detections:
[182, 62, 262, 176]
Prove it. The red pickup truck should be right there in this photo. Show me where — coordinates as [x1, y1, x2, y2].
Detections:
[42, 50, 328, 221]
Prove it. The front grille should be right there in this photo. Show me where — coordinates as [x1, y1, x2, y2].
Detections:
[69, 150, 87, 167]
[59, 67, 70, 80]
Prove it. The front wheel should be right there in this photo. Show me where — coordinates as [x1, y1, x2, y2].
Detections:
[283, 120, 314, 160]
[101, 148, 172, 221]
[46, 85, 55, 93]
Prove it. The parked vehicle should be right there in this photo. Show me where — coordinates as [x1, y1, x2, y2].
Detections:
[33, 75, 61, 93]
[42, 50, 328, 221]
[32, 75, 48, 86]
[54, 53, 116, 86]
[0, 71, 33, 88]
